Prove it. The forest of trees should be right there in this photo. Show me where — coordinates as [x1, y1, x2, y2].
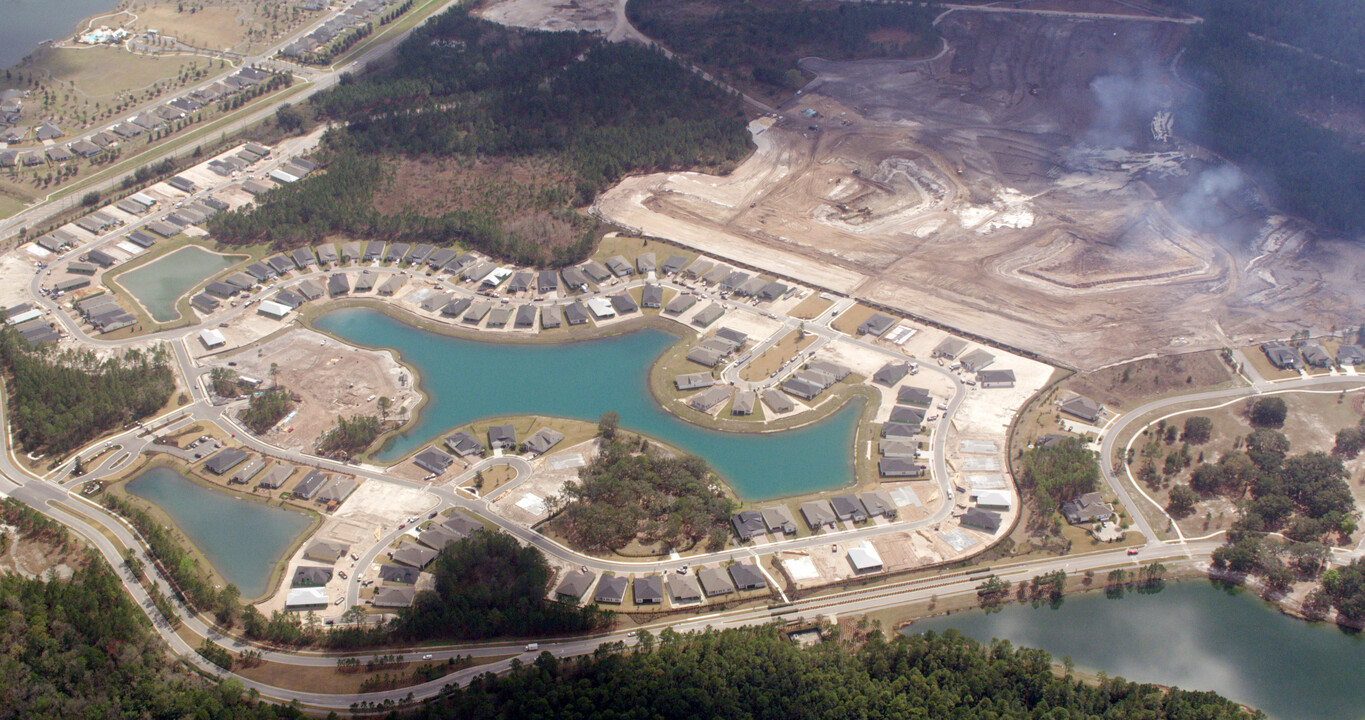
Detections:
[239, 386, 295, 434]
[0, 328, 175, 456]
[1167, 0, 1365, 233]
[1017, 437, 1100, 520]
[209, 8, 751, 266]
[1, 560, 296, 720]
[628, 0, 939, 97]
[404, 626, 1255, 720]
[551, 431, 737, 553]
[393, 529, 613, 641]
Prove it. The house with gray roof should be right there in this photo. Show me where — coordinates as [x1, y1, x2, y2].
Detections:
[594, 575, 628, 604]
[897, 386, 931, 406]
[304, 540, 349, 564]
[379, 565, 419, 584]
[872, 362, 909, 387]
[417, 525, 463, 551]
[1261, 342, 1300, 370]
[561, 267, 589, 291]
[514, 304, 537, 329]
[327, 273, 350, 297]
[524, 428, 564, 456]
[1060, 492, 1112, 525]
[445, 431, 485, 456]
[668, 573, 703, 603]
[413, 447, 454, 475]
[698, 567, 735, 597]
[442, 513, 483, 538]
[384, 243, 410, 263]
[440, 297, 471, 318]
[291, 247, 316, 269]
[610, 293, 638, 314]
[978, 370, 1016, 388]
[830, 494, 867, 522]
[682, 258, 713, 277]
[858, 313, 896, 336]
[731, 390, 757, 415]
[291, 566, 332, 587]
[636, 252, 656, 273]
[266, 255, 294, 275]
[1060, 395, 1103, 423]
[230, 458, 266, 485]
[364, 241, 384, 261]
[675, 372, 715, 391]
[860, 490, 896, 518]
[1301, 342, 1332, 368]
[1339, 344, 1365, 366]
[292, 470, 328, 500]
[246, 262, 274, 280]
[378, 274, 407, 296]
[933, 337, 968, 359]
[316, 477, 356, 504]
[257, 464, 293, 489]
[203, 447, 248, 475]
[729, 563, 767, 591]
[665, 294, 698, 315]
[641, 284, 663, 308]
[391, 545, 438, 569]
[581, 260, 610, 283]
[881, 422, 918, 440]
[634, 575, 665, 604]
[879, 440, 916, 458]
[692, 303, 724, 327]
[688, 386, 731, 412]
[564, 301, 589, 325]
[487, 307, 512, 328]
[353, 272, 376, 293]
[761, 506, 798, 535]
[781, 377, 823, 400]
[506, 271, 533, 293]
[761, 388, 795, 414]
[316, 244, 339, 265]
[960, 349, 996, 372]
[736, 277, 767, 297]
[731, 510, 766, 541]
[661, 255, 688, 275]
[809, 360, 851, 381]
[273, 290, 306, 309]
[687, 346, 722, 368]
[373, 586, 417, 608]
[556, 569, 596, 603]
[488, 424, 516, 450]
[961, 507, 1003, 533]
[801, 500, 837, 530]
[889, 406, 925, 426]
[540, 305, 562, 329]
[604, 255, 633, 277]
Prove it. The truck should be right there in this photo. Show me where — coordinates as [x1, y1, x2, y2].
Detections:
[525, 643, 539, 652]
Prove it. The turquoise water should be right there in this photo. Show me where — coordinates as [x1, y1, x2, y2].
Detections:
[126, 467, 311, 598]
[115, 246, 238, 322]
[313, 307, 862, 500]
[906, 581, 1365, 720]
[1, 0, 121, 69]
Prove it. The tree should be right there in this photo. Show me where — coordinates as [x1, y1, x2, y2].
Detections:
[1167, 485, 1198, 517]
[1249, 397, 1288, 428]
[1332, 426, 1365, 458]
[377, 396, 391, 419]
[1321, 560, 1365, 622]
[597, 411, 619, 440]
[1189, 463, 1224, 495]
[1182, 416, 1214, 444]
[275, 103, 304, 133]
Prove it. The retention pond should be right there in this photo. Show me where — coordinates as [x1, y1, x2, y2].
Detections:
[905, 581, 1365, 720]
[314, 307, 860, 500]
[114, 245, 238, 322]
[126, 466, 312, 598]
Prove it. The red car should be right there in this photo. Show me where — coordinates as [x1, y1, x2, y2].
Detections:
[1127, 548, 1140, 556]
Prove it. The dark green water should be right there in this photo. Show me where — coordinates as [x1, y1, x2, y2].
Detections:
[313, 307, 861, 500]
[906, 581, 1365, 720]
[115, 246, 238, 322]
[126, 467, 311, 598]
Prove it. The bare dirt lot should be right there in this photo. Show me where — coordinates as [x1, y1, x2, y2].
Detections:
[211, 329, 417, 451]
[476, 0, 617, 33]
[595, 13, 1365, 371]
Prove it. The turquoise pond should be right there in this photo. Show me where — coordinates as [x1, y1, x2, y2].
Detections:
[114, 246, 239, 322]
[906, 581, 1365, 720]
[313, 307, 862, 500]
[126, 467, 311, 598]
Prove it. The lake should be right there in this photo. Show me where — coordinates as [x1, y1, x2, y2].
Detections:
[126, 466, 312, 598]
[313, 307, 862, 500]
[906, 581, 1365, 720]
[114, 245, 239, 322]
[0, 0, 119, 70]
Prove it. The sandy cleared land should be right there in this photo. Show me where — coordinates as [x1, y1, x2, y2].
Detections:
[595, 13, 1365, 370]
[210, 328, 417, 452]
[476, 0, 616, 33]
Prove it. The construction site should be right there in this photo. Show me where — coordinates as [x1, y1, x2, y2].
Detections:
[594, 8, 1365, 370]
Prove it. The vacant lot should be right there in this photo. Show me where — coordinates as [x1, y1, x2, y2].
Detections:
[27, 46, 201, 101]
[1065, 350, 1241, 411]
[740, 329, 816, 381]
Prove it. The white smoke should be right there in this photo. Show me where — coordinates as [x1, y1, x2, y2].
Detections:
[1085, 63, 1174, 148]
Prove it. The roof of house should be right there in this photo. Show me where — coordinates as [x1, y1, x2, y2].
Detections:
[445, 431, 485, 456]
[731, 510, 766, 539]
[961, 507, 1003, 533]
[304, 540, 349, 563]
[848, 541, 883, 572]
[373, 585, 417, 608]
[204, 447, 248, 474]
[761, 388, 794, 414]
[689, 385, 731, 411]
[291, 566, 332, 587]
[801, 500, 836, 527]
[698, 567, 735, 596]
[858, 313, 896, 336]
[524, 428, 565, 455]
[391, 545, 438, 569]
[933, 337, 968, 358]
[378, 565, 419, 584]
[413, 447, 454, 474]
[1339, 344, 1365, 364]
[668, 573, 703, 602]
[729, 562, 767, 590]
[859, 490, 896, 516]
[1059, 395, 1102, 422]
[556, 569, 596, 599]
[442, 513, 483, 538]
[889, 405, 925, 426]
[594, 575, 628, 604]
[978, 369, 1016, 385]
[872, 362, 910, 387]
[1060, 492, 1112, 524]
[761, 505, 798, 533]
[731, 390, 757, 415]
[416, 525, 464, 551]
[830, 494, 866, 520]
[292, 470, 328, 500]
[285, 587, 328, 608]
[897, 386, 931, 406]
[675, 372, 715, 391]
[634, 575, 665, 603]
[488, 424, 516, 446]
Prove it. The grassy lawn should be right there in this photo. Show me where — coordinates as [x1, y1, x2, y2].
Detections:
[134, 6, 252, 50]
[27, 46, 203, 101]
[789, 294, 832, 320]
[1241, 347, 1302, 383]
[740, 329, 817, 381]
[830, 303, 876, 336]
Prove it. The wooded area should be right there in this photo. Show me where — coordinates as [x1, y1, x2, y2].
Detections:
[0, 328, 175, 456]
[208, 8, 751, 266]
[393, 529, 613, 641]
[627, 0, 939, 98]
[551, 435, 736, 553]
[240, 386, 294, 434]
[1017, 437, 1100, 520]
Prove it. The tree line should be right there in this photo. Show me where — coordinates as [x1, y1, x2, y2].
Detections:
[1017, 437, 1100, 525]
[0, 327, 175, 456]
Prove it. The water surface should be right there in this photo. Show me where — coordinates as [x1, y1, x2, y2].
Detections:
[906, 581, 1365, 720]
[314, 307, 861, 500]
[115, 245, 238, 322]
[126, 466, 311, 598]
[0, 0, 120, 69]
